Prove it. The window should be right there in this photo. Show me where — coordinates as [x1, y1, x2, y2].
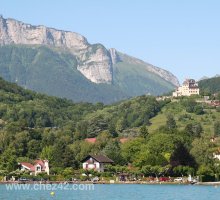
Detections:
[36, 166, 41, 171]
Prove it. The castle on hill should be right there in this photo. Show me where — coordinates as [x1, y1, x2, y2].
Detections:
[173, 79, 200, 97]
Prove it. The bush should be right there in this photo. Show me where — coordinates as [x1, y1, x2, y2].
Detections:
[199, 175, 215, 182]
[35, 173, 49, 181]
[101, 172, 113, 178]
[80, 175, 89, 181]
[197, 165, 214, 176]
[194, 105, 204, 115]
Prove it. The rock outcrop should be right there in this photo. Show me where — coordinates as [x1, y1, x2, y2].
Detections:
[109, 48, 121, 64]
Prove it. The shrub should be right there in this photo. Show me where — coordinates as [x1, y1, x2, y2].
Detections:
[199, 175, 215, 182]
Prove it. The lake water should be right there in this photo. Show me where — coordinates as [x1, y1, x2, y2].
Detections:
[0, 184, 219, 200]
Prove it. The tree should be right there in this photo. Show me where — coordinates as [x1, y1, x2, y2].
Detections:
[63, 146, 75, 168]
[184, 99, 197, 113]
[146, 133, 179, 156]
[214, 121, 220, 137]
[141, 165, 152, 176]
[173, 165, 195, 176]
[121, 138, 145, 163]
[194, 105, 204, 115]
[133, 147, 167, 168]
[41, 131, 55, 147]
[133, 148, 154, 167]
[76, 121, 88, 139]
[139, 125, 149, 139]
[192, 123, 203, 137]
[190, 137, 214, 166]
[96, 131, 112, 150]
[151, 165, 165, 177]
[184, 123, 203, 138]
[102, 140, 125, 165]
[51, 140, 66, 167]
[197, 165, 214, 176]
[108, 122, 118, 138]
[0, 147, 18, 172]
[115, 118, 127, 133]
[40, 146, 54, 162]
[0, 131, 9, 151]
[13, 131, 29, 157]
[216, 92, 220, 101]
[166, 114, 176, 131]
[27, 139, 41, 159]
[170, 143, 196, 168]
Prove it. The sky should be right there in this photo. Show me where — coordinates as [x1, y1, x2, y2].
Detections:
[0, 0, 219, 83]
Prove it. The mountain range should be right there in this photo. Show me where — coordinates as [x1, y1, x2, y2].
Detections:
[0, 15, 179, 103]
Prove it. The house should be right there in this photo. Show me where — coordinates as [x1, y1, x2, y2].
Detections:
[18, 160, 49, 176]
[81, 155, 114, 172]
[173, 79, 200, 97]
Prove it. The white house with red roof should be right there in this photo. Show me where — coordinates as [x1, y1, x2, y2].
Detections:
[18, 160, 49, 176]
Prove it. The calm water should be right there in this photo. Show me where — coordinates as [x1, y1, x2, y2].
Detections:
[0, 184, 219, 200]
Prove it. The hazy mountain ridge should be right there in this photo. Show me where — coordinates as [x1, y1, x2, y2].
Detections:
[199, 76, 220, 94]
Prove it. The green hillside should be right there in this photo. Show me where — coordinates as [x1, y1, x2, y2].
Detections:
[199, 77, 220, 95]
[0, 45, 127, 104]
[148, 98, 220, 136]
[113, 53, 175, 96]
[0, 45, 175, 104]
[1, 77, 220, 179]
[0, 77, 164, 170]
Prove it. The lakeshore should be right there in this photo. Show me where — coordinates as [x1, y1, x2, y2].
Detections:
[1, 180, 220, 185]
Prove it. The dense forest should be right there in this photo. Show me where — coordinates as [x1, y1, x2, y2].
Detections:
[0, 77, 220, 180]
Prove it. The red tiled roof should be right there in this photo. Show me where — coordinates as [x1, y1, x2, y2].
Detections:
[85, 137, 130, 144]
[119, 138, 129, 143]
[34, 160, 46, 170]
[20, 162, 34, 171]
[20, 160, 48, 172]
[85, 138, 97, 143]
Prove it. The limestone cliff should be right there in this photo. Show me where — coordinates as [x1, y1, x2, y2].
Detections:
[0, 15, 179, 87]
[0, 15, 112, 84]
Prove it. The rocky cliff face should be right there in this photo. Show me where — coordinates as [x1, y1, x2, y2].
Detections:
[0, 15, 88, 50]
[0, 15, 179, 87]
[109, 48, 121, 64]
[0, 15, 112, 84]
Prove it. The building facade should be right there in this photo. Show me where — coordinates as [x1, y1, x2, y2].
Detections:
[19, 160, 50, 176]
[81, 155, 114, 172]
[173, 79, 200, 97]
